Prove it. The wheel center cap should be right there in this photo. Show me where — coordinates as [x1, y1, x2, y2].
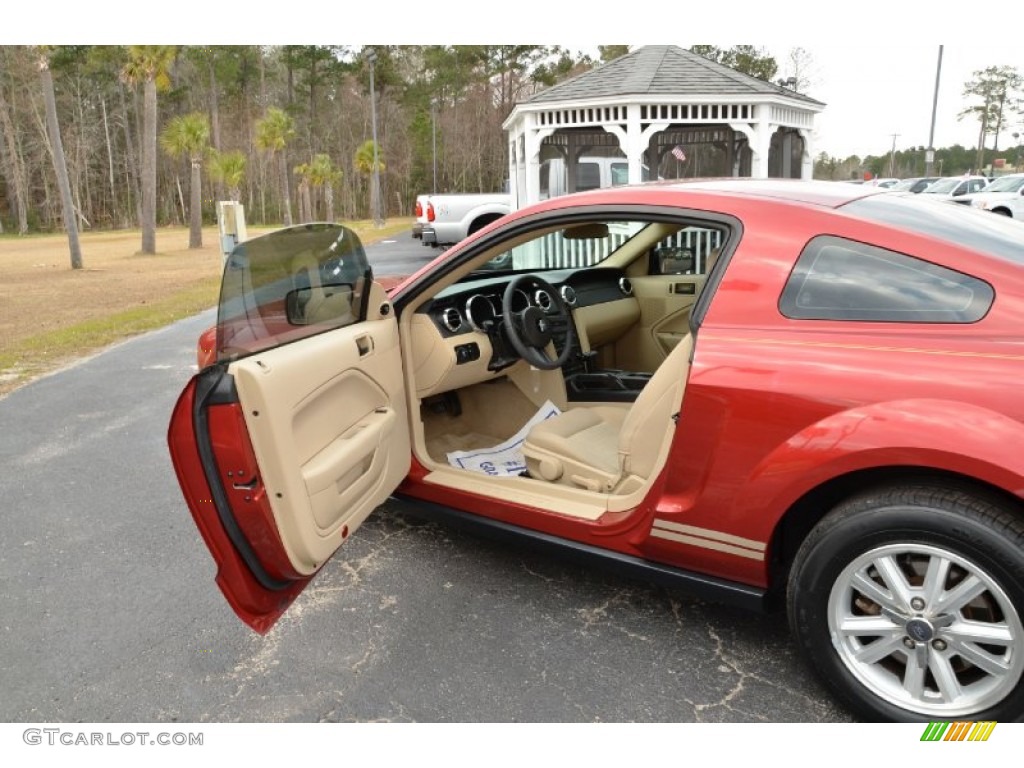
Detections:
[906, 618, 935, 643]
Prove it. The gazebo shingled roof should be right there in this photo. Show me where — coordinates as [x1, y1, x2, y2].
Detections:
[523, 45, 824, 106]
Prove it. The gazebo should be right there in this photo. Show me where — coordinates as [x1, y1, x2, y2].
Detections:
[503, 46, 825, 209]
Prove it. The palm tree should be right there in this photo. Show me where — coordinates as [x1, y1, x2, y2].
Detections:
[38, 48, 82, 269]
[254, 107, 295, 226]
[353, 140, 384, 220]
[122, 45, 176, 255]
[208, 149, 246, 202]
[160, 112, 210, 248]
[293, 162, 313, 223]
[309, 154, 342, 223]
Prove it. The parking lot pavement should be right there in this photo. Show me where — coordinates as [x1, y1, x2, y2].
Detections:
[364, 227, 439, 277]
[0, 306, 852, 723]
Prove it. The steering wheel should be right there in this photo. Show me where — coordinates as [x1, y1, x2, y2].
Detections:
[501, 274, 576, 370]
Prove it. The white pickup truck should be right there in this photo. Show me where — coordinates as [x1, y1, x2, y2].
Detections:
[420, 193, 512, 248]
[417, 156, 649, 248]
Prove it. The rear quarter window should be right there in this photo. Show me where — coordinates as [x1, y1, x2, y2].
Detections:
[779, 235, 994, 323]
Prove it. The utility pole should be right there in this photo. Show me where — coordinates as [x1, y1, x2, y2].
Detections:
[431, 97, 438, 195]
[367, 47, 383, 228]
[888, 133, 900, 178]
[926, 45, 943, 177]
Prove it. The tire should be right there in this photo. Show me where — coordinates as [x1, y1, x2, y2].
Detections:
[787, 485, 1024, 722]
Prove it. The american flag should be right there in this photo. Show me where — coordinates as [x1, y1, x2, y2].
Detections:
[671, 145, 687, 162]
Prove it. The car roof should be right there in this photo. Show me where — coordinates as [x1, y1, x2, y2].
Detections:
[518, 178, 1024, 266]
[562, 178, 887, 209]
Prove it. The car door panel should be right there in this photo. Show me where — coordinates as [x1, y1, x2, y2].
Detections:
[229, 316, 409, 576]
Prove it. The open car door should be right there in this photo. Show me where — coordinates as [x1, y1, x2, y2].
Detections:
[168, 224, 410, 633]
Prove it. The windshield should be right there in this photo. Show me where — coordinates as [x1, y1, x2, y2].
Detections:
[921, 178, 960, 194]
[983, 176, 1024, 193]
[474, 220, 649, 273]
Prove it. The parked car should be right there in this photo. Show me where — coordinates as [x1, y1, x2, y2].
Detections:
[169, 179, 1024, 723]
[862, 177, 899, 188]
[411, 194, 431, 240]
[420, 192, 513, 248]
[963, 173, 1024, 217]
[539, 155, 652, 199]
[919, 175, 990, 201]
[888, 176, 940, 193]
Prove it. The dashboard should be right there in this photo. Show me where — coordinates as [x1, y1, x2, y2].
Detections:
[424, 267, 635, 335]
[409, 267, 639, 399]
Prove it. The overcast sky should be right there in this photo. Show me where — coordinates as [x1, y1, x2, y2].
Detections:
[23, 2, 1024, 163]
[762, 44, 1024, 160]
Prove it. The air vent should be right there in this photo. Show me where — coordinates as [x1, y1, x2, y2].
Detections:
[618, 277, 633, 296]
[441, 307, 462, 333]
[534, 289, 553, 310]
[560, 285, 578, 307]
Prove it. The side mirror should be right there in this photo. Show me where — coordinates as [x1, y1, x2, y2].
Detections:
[655, 247, 694, 275]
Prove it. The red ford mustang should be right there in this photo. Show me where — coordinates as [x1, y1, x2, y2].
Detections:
[169, 179, 1024, 722]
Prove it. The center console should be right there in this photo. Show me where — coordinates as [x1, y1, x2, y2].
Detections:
[565, 369, 652, 402]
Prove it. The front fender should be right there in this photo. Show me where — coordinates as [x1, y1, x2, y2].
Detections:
[736, 398, 1024, 528]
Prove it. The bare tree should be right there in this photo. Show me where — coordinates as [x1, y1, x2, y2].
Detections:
[38, 48, 82, 269]
[960, 65, 1024, 172]
[784, 47, 819, 93]
[0, 51, 29, 234]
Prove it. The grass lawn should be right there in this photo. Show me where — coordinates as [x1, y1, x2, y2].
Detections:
[0, 218, 413, 398]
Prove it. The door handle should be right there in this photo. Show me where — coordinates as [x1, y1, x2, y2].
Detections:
[355, 334, 374, 356]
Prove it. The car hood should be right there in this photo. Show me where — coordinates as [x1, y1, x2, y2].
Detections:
[378, 274, 409, 292]
[963, 191, 1017, 201]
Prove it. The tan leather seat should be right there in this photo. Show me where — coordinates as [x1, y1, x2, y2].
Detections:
[523, 334, 694, 493]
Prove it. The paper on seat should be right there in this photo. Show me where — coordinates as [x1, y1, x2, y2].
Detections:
[446, 400, 562, 476]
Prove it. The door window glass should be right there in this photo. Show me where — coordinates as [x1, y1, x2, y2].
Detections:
[217, 224, 372, 362]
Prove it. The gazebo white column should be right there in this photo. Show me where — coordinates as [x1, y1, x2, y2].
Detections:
[729, 122, 755, 177]
[751, 111, 771, 179]
[606, 107, 670, 185]
[520, 115, 555, 207]
[796, 127, 814, 180]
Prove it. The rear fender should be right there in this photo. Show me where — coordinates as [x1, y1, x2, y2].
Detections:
[737, 399, 1024, 539]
